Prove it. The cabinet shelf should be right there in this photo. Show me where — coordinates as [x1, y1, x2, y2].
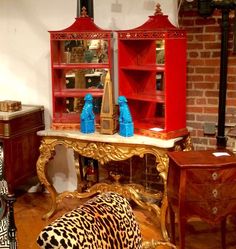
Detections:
[120, 65, 165, 71]
[53, 63, 109, 69]
[54, 89, 103, 98]
[126, 93, 164, 103]
[134, 118, 165, 135]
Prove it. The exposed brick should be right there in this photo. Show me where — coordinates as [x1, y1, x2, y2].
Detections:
[195, 67, 216, 74]
[192, 137, 208, 145]
[187, 98, 195, 105]
[195, 17, 216, 26]
[205, 75, 219, 82]
[188, 59, 206, 66]
[227, 99, 236, 106]
[195, 34, 216, 42]
[228, 92, 236, 98]
[209, 138, 217, 146]
[187, 121, 202, 129]
[228, 57, 236, 63]
[196, 114, 217, 122]
[212, 51, 221, 57]
[187, 34, 194, 42]
[190, 130, 197, 137]
[194, 82, 215, 89]
[185, 26, 203, 33]
[205, 90, 219, 97]
[186, 113, 195, 120]
[179, 10, 199, 18]
[187, 67, 195, 74]
[179, 7, 236, 150]
[187, 106, 203, 112]
[196, 98, 207, 105]
[205, 42, 221, 50]
[228, 67, 236, 74]
[188, 75, 204, 81]
[187, 90, 204, 97]
[204, 107, 218, 113]
[197, 129, 204, 137]
[188, 43, 204, 50]
[208, 98, 218, 105]
[181, 19, 194, 26]
[203, 59, 220, 67]
[200, 51, 211, 58]
[188, 51, 199, 58]
[205, 26, 221, 33]
[227, 81, 236, 91]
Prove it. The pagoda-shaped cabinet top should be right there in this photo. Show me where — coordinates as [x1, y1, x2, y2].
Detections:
[49, 17, 112, 38]
[117, 10, 187, 139]
[49, 16, 113, 130]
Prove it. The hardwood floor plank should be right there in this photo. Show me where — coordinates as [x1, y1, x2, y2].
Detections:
[13, 192, 236, 249]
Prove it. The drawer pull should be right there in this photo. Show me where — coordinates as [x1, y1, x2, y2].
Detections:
[212, 172, 218, 181]
[212, 189, 218, 198]
[212, 207, 218, 214]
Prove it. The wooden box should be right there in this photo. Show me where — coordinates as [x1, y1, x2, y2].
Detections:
[0, 100, 22, 112]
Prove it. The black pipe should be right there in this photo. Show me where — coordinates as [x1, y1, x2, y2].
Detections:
[76, 0, 81, 17]
[77, 0, 94, 18]
[198, 1, 236, 148]
[216, 7, 230, 149]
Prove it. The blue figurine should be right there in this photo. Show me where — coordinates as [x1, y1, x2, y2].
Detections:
[118, 96, 134, 137]
[80, 94, 95, 133]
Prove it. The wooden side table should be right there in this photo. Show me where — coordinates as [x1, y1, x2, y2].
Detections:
[0, 105, 44, 192]
[167, 150, 236, 249]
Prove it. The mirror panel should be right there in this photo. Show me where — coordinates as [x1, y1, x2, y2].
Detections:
[64, 68, 107, 90]
[62, 39, 109, 64]
[156, 40, 165, 64]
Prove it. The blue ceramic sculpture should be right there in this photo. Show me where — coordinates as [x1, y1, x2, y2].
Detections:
[80, 94, 95, 133]
[118, 96, 134, 137]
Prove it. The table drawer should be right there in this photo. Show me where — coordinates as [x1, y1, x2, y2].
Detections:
[185, 198, 236, 223]
[186, 168, 236, 184]
[185, 182, 236, 201]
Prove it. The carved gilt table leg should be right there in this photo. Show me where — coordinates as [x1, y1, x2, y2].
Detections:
[36, 138, 58, 219]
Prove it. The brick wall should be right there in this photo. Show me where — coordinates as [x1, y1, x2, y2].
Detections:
[178, 4, 236, 150]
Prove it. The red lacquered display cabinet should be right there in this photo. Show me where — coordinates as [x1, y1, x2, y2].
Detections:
[49, 9, 112, 129]
[117, 6, 187, 139]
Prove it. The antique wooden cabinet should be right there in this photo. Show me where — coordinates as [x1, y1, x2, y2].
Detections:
[49, 9, 113, 129]
[0, 105, 44, 193]
[117, 6, 187, 139]
[167, 150, 236, 249]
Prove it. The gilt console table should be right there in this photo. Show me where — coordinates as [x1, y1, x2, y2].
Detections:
[36, 129, 192, 240]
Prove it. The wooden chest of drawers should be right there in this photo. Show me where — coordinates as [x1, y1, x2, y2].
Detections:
[0, 105, 44, 193]
[167, 150, 236, 249]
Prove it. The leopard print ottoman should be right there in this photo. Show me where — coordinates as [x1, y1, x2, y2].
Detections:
[37, 192, 142, 249]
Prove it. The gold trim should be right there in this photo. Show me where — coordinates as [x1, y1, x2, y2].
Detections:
[3, 124, 10, 137]
[36, 133, 192, 241]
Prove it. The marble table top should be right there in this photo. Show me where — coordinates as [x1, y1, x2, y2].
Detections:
[37, 129, 183, 149]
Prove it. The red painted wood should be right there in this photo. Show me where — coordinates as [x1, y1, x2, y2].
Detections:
[117, 14, 187, 139]
[49, 16, 112, 126]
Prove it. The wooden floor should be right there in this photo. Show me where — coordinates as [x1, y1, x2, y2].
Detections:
[14, 190, 236, 249]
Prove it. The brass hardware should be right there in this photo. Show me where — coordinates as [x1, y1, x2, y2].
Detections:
[212, 172, 218, 181]
[212, 189, 218, 198]
[212, 206, 218, 214]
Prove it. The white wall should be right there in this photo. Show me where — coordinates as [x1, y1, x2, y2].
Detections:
[0, 0, 177, 192]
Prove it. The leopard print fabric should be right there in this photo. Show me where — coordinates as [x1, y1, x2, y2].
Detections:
[37, 192, 142, 249]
